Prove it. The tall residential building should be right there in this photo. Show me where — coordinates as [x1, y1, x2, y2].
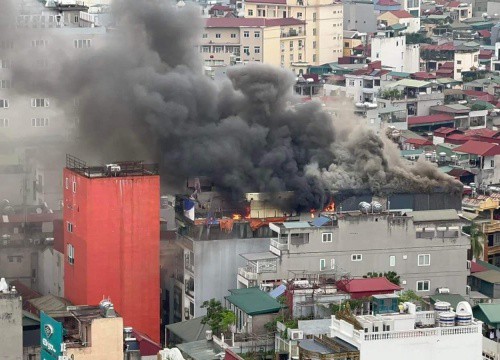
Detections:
[202, 18, 308, 71]
[0, 279, 22, 360]
[237, 209, 470, 297]
[371, 30, 420, 73]
[243, 0, 344, 66]
[63, 155, 160, 342]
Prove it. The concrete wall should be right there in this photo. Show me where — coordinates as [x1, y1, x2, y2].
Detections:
[37, 247, 64, 296]
[261, 214, 469, 296]
[0, 293, 22, 360]
[404, 44, 420, 73]
[65, 317, 124, 360]
[193, 237, 270, 317]
[371, 35, 406, 72]
[343, 2, 377, 33]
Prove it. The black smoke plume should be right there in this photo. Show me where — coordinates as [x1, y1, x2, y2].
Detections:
[4, 0, 460, 210]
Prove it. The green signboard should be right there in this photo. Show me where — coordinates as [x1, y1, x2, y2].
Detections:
[40, 311, 63, 360]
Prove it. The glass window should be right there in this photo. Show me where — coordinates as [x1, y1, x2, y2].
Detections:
[322, 233, 333, 242]
[418, 254, 430, 266]
[389, 255, 396, 267]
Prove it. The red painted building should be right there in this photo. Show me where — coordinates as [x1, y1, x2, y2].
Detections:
[63, 155, 160, 342]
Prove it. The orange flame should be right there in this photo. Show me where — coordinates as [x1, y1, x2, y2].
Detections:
[324, 200, 335, 212]
[310, 209, 316, 218]
[232, 214, 242, 220]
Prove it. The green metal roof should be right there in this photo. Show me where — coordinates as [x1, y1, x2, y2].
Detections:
[166, 317, 211, 343]
[429, 294, 467, 310]
[436, 77, 461, 85]
[438, 165, 455, 173]
[388, 71, 411, 78]
[473, 303, 500, 325]
[225, 287, 282, 316]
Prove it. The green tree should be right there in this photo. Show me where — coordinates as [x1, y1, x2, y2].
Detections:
[405, 33, 432, 45]
[469, 223, 484, 260]
[398, 290, 422, 303]
[201, 299, 236, 335]
[364, 271, 401, 286]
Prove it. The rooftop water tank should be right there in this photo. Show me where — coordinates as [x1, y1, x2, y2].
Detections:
[455, 310, 472, 326]
[371, 201, 383, 213]
[359, 202, 371, 214]
[434, 301, 451, 312]
[438, 311, 456, 327]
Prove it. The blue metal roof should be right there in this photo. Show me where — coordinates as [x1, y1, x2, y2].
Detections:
[312, 216, 331, 227]
[269, 284, 286, 298]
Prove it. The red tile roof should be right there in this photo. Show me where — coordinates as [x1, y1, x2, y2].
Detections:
[210, 4, 232, 11]
[408, 114, 455, 126]
[447, 168, 474, 177]
[422, 43, 455, 52]
[377, 0, 400, 5]
[478, 30, 491, 38]
[339, 277, 401, 293]
[445, 133, 470, 144]
[412, 71, 436, 80]
[454, 140, 500, 156]
[205, 17, 305, 27]
[463, 128, 500, 138]
[405, 138, 433, 145]
[434, 126, 459, 136]
[386, 9, 414, 18]
[440, 61, 455, 69]
[471, 261, 487, 273]
[447, 1, 461, 7]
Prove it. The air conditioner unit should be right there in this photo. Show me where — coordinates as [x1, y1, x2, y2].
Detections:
[466, 260, 471, 269]
[289, 330, 303, 340]
[466, 285, 471, 295]
[437, 287, 450, 294]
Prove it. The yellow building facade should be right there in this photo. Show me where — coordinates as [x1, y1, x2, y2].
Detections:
[243, 0, 344, 68]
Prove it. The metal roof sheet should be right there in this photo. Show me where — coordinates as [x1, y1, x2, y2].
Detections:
[166, 317, 211, 343]
[283, 221, 311, 229]
[429, 294, 467, 309]
[410, 209, 459, 222]
[225, 287, 282, 316]
[471, 269, 500, 283]
[473, 303, 500, 324]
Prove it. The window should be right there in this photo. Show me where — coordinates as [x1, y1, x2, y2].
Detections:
[67, 221, 74, 233]
[0, 119, 8, 128]
[322, 233, 333, 242]
[248, 9, 253, 16]
[72, 181, 77, 193]
[201, 46, 210, 53]
[320, 259, 326, 270]
[313, 41, 317, 49]
[474, 55, 478, 62]
[243, 46, 250, 55]
[331, 258, 335, 269]
[215, 46, 223, 53]
[65, 177, 69, 189]
[31, 98, 49, 107]
[389, 255, 396, 267]
[457, 69, 462, 73]
[313, 28, 316, 36]
[74, 39, 91, 48]
[348, 80, 355, 86]
[298, 40, 303, 47]
[31, 118, 49, 127]
[297, 12, 303, 18]
[189, 301, 195, 316]
[244, 31, 249, 38]
[67, 244, 75, 265]
[202, 33, 207, 38]
[290, 41, 293, 49]
[254, 31, 260, 38]
[231, 33, 237, 38]
[491, 160, 495, 168]
[351, 254, 362, 261]
[416, 280, 430, 292]
[418, 254, 430, 266]
[313, 54, 316, 62]
[298, 53, 302, 61]
[457, 60, 462, 65]
[0, 99, 9, 108]
[1, 60, 10, 69]
[313, 12, 317, 22]
[74, 15, 79, 23]
[0, 80, 11, 89]
[254, 46, 260, 54]
[290, 54, 293, 61]
[32, 40, 47, 47]
[215, 33, 221, 39]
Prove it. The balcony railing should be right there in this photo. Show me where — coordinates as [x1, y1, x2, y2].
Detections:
[270, 238, 288, 250]
[238, 267, 258, 280]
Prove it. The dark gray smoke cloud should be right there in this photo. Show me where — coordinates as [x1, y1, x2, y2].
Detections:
[5, 0, 460, 210]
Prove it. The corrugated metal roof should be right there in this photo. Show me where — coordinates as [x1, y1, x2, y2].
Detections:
[283, 221, 311, 229]
[166, 317, 211, 342]
[225, 287, 281, 316]
[454, 140, 500, 157]
[269, 284, 286, 298]
[388, 79, 432, 88]
[471, 270, 500, 284]
[410, 209, 459, 222]
[473, 303, 500, 324]
[341, 278, 400, 293]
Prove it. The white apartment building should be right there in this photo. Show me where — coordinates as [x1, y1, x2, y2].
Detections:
[243, 0, 344, 65]
[454, 43, 480, 81]
[330, 299, 483, 360]
[371, 31, 420, 72]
